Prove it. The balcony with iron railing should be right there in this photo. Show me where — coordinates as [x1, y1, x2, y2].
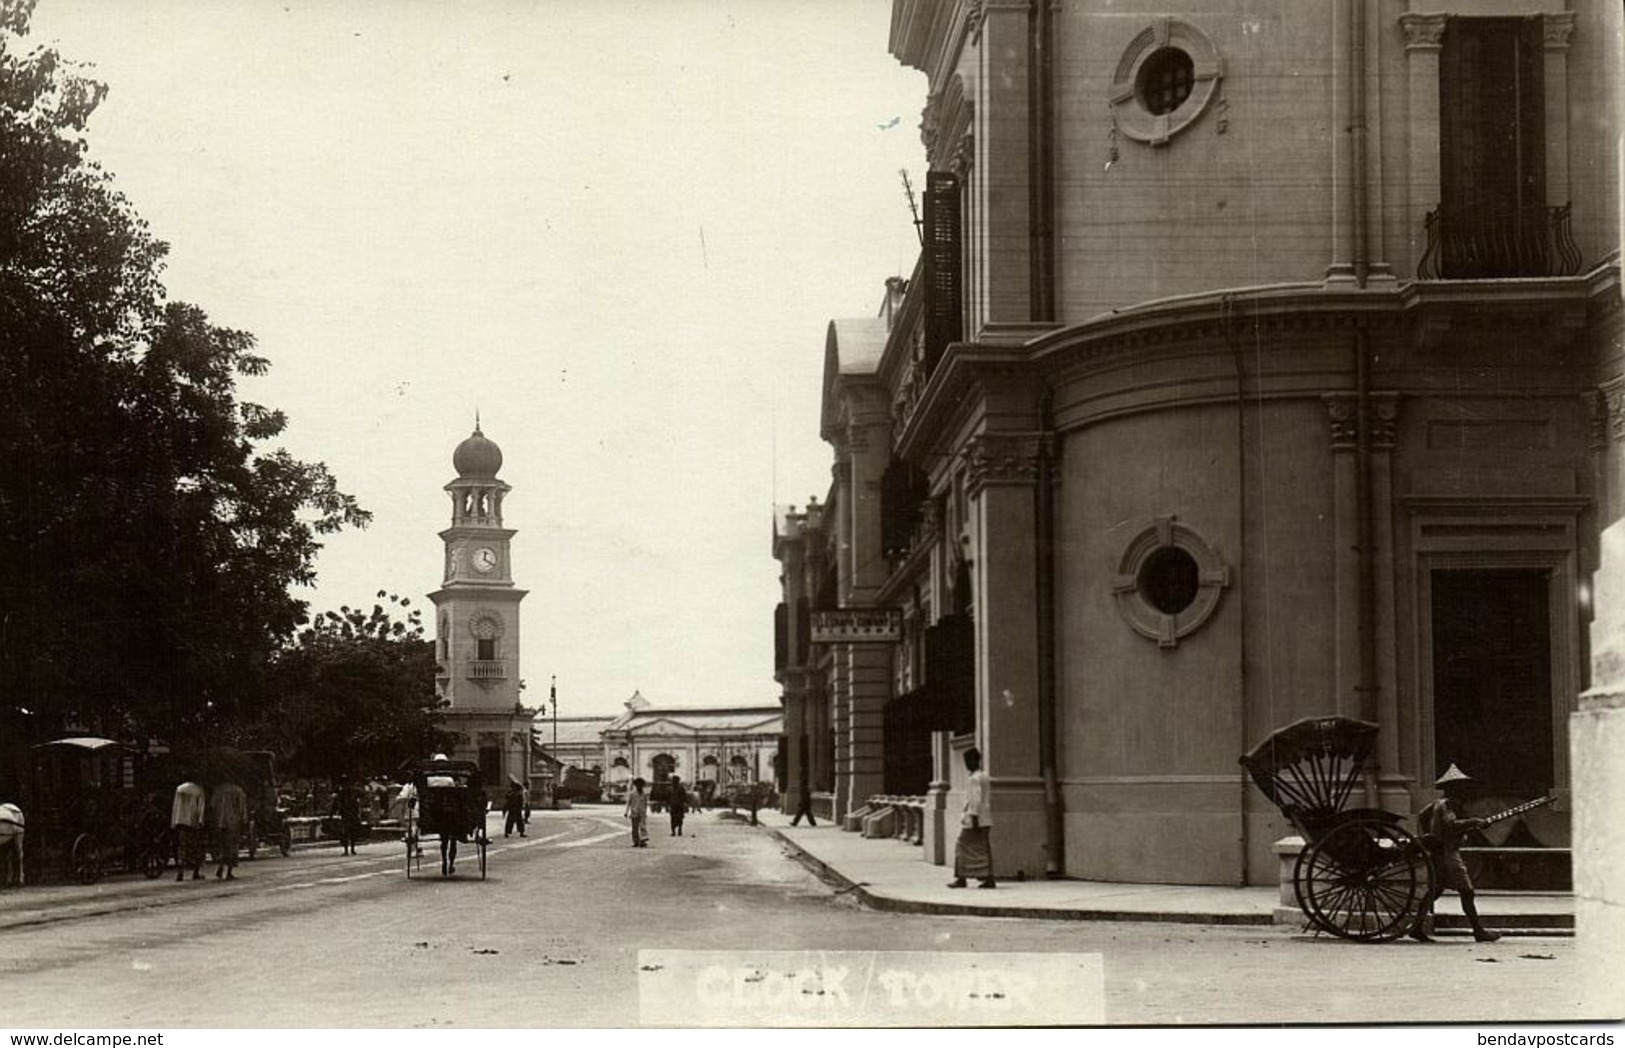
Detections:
[468, 659, 507, 680]
[1418, 203, 1582, 280]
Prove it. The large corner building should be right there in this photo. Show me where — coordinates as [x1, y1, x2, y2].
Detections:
[775, 0, 1623, 885]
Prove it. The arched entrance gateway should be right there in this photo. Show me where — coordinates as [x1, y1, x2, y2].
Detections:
[651, 753, 676, 785]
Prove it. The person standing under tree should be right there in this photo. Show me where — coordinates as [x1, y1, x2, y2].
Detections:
[947, 747, 996, 889]
[1411, 763, 1500, 943]
[625, 777, 649, 847]
[331, 778, 363, 856]
[667, 774, 688, 836]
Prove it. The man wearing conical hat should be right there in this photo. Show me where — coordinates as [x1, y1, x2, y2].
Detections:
[1411, 763, 1500, 943]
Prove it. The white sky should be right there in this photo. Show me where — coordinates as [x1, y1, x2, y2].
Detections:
[27, 0, 927, 718]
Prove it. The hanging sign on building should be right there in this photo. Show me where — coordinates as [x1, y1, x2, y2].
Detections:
[810, 608, 902, 644]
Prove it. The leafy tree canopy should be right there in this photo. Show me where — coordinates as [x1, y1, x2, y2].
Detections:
[245, 594, 456, 781]
[0, 0, 370, 751]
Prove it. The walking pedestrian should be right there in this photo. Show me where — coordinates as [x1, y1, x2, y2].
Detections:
[171, 781, 207, 882]
[625, 777, 649, 847]
[503, 776, 528, 838]
[1410, 763, 1501, 943]
[332, 778, 363, 855]
[208, 781, 247, 880]
[667, 774, 688, 836]
[788, 773, 817, 828]
[947, 747, 996, 889]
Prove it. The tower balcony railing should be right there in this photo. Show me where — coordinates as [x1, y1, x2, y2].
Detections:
[468, 659, 507, 680]
[1417, 202, 1582, 280]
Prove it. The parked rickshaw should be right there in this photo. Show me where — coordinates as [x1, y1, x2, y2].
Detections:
[28, 737, 169, 884]
[1240, 715, 1550, 942]
[240, 750, 292, 859]
[403, 758, 489, 880]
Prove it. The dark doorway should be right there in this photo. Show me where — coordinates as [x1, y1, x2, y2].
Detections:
[1430, 569, 1553, 796]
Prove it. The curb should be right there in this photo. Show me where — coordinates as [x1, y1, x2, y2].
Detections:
[770, 828, 1274, 927]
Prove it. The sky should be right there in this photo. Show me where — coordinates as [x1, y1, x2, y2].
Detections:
[26, 0, 927, 718]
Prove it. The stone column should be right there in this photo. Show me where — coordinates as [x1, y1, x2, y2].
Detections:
[1575, 521, 1625, 1018]
[1323, 394, 1363, 718]
[831, 458, 854, 819]
[844, 410, 892, 810]
[1400, 14, 1447, 264]
[1370, 395, 1406, 812]
[1542, 13, 1575, 208]
[781, 526, 809, 815]
[963, 431, 1046, 878]
[974, 0, 1033, 324]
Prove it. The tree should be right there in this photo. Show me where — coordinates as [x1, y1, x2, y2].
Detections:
[0, 1, 369, 750]
[249, 594, 456, 780]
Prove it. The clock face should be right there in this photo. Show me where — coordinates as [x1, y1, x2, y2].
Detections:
[472, 547, 498, 573]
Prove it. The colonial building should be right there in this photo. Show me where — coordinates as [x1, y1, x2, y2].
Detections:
[531, 693, 784, 803]
[777, 0, 1623, 885]
[428, 423, 533, 801]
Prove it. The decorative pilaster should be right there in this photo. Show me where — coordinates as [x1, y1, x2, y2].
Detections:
[1400, 13, 1447, 280]
[1542, 12, 1575, 207]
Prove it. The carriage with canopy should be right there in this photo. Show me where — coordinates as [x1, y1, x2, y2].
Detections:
[1239, 716, 1431, 942]
[402, 757, 489, 879]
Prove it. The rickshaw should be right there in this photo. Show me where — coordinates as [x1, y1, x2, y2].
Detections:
[240, 750, 292, 859]
[1239, 715, 1553, 942]
[403, 758, 489, 880]
[28, 737, 169, 885]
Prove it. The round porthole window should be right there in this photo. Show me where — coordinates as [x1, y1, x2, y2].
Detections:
[1112, 517, 1230, 648]
[1136, 47, 1194, 116]
[1109, 19, 1223, 146]
[1137, 545, 1200, 614]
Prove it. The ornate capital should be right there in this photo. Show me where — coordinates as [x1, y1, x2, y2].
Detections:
[967, 0, 986, 44]
[961, 433, 1043, 496]
[920, 95, 940, 159]
[832, 460, 853, 485]
[1543, 11, 1575, 50]
[1400, 13, 1447, 52]
[950, 131, 975, 179]
[1323, 394, 1400, 451]
[1371, 393, 1399, 450]
[1602, 377, 1625, 443]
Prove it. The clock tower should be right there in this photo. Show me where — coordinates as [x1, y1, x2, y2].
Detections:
[429, 421, 531, 798]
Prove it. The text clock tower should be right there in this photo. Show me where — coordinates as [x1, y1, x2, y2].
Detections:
[429, 421, 531, 797]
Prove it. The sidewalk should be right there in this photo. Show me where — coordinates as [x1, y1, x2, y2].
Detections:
[769, 820, 1575, 933]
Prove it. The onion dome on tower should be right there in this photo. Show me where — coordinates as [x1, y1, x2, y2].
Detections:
[453, 420, 503, 478]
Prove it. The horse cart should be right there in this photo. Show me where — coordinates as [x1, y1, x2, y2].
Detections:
[403, 758, 489, 880]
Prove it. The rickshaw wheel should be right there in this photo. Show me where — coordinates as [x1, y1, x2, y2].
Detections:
[140, 843, 167, 879]
[71, 834, 103, 885]
[1298, 819, 1423, 942]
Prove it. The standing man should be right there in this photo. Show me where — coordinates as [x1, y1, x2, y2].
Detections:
[667, 774, 688, 837]
[788, 751, 817, 827]
[209, 780, 248, 881]
[331, 778, 363, 856]
[503, 776, 528, 838]
[1411, 764, 1500, 943]
[171, 781, 207, 882]
[625, 777, 649, 848]
[947, 747, 995, 889]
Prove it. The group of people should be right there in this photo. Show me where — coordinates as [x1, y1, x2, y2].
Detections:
[167, 779, 247, 881]
[622, 773, 688, 847]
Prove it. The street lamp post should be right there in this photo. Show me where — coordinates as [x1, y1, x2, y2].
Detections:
[550, 675, 559, 810]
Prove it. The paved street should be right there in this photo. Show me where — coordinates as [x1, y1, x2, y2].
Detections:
[1, 809, 1583, 1027]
